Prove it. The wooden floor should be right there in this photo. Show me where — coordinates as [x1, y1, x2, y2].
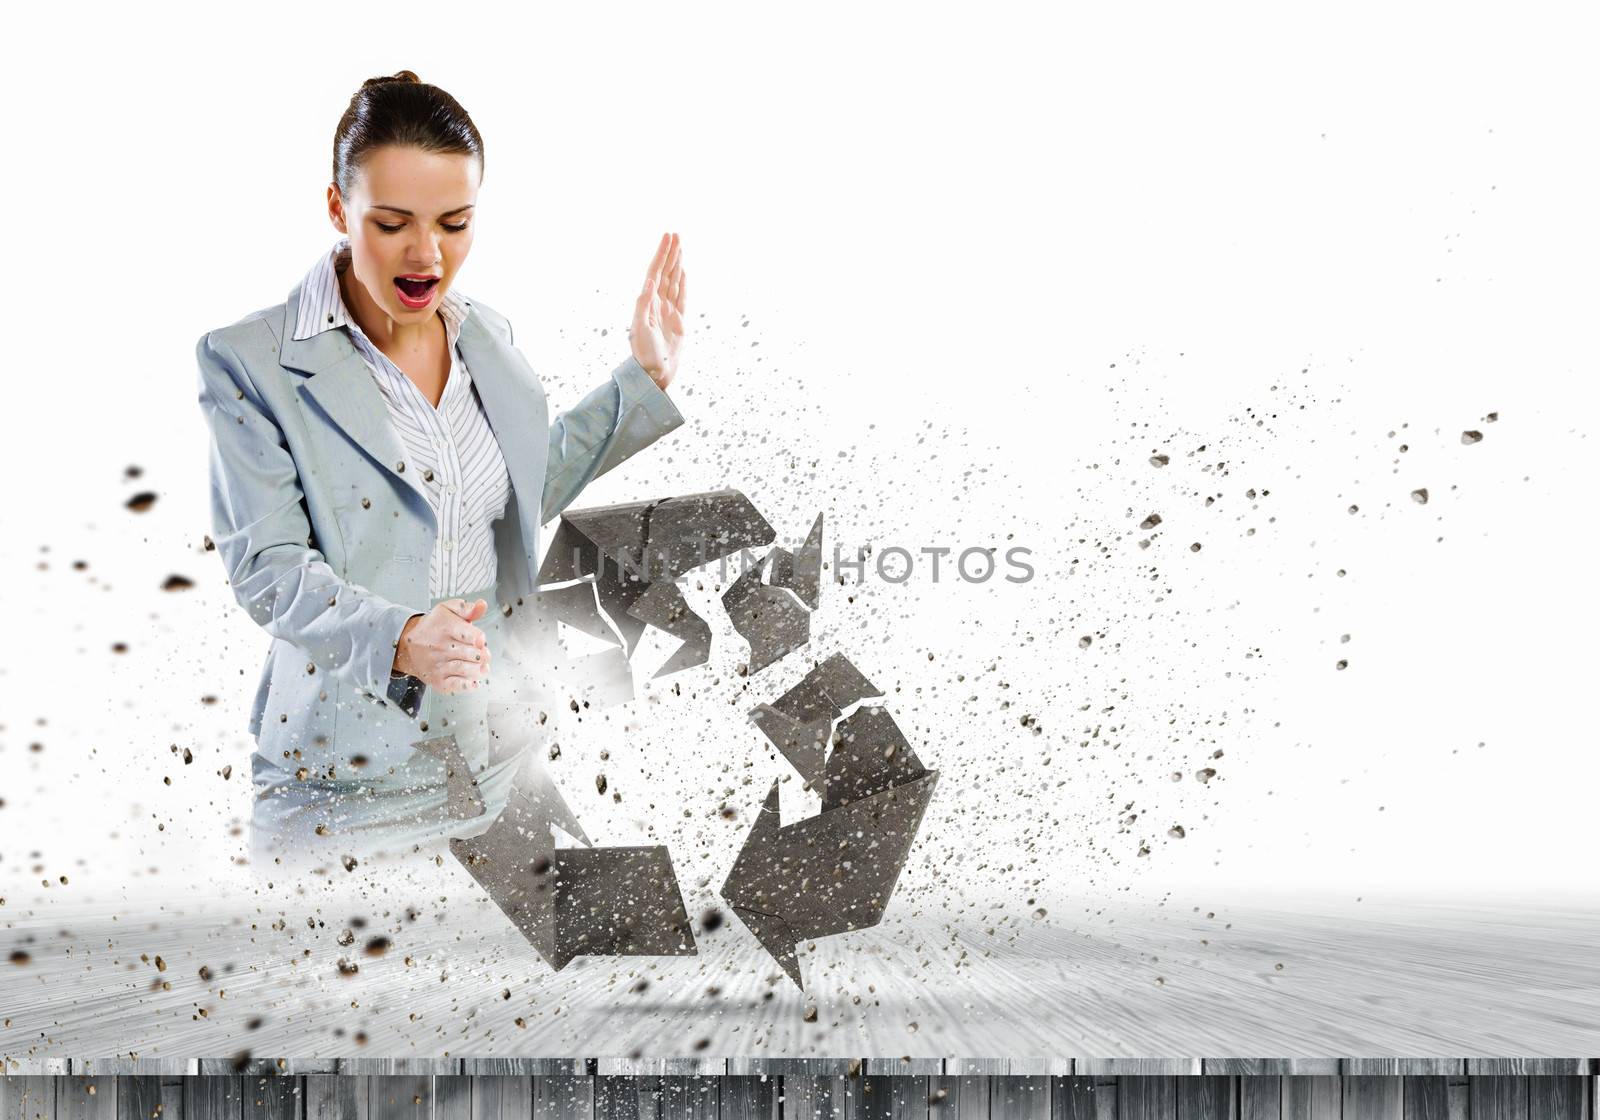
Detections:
[5, 894, 1600, 1067]
[0, 1064, 1595, 1119]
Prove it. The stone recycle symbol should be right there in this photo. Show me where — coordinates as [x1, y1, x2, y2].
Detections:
[407, 489, 939, 990]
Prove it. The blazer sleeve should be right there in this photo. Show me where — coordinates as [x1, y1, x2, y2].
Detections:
[196, 328, 425, 705]
[538, 351, 686, 527]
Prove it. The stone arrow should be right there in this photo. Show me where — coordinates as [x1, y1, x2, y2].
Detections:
[450, 752, 697, 970]
[720, 765, 939, 989]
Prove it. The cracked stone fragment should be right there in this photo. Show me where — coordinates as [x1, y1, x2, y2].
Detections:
[552, 846, 698, 962]
[765, 512, 824, 610]
[450, 754, 695, 971]
[723, 553, 811, 675]
[721, 768, 938, 989]
[535, 489, 777, 674]
[409, 733, 486, 820]
[821, 706, 927, 811]
[749, 654, 884, 787]
[628, 580, 711, 679]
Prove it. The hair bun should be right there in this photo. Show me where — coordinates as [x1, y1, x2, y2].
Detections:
[360, 70, 421, 90]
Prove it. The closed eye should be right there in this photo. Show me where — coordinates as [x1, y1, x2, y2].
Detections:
[375, 221, 471, 233]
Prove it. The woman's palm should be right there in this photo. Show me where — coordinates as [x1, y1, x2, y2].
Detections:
[629, 231, 687, 390]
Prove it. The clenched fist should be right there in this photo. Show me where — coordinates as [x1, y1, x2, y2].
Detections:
[392, 598, 492, 694]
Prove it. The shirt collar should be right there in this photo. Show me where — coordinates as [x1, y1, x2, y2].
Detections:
[291, 236, 471, 347]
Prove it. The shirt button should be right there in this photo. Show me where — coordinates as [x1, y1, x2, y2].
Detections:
[423, 468, 434, 482]
[443, 538, 454, 551]
[446, 484, 456, 494]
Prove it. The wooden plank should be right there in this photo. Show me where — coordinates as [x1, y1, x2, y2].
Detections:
[593, 1059, 723, 1077]
[926, 1074, 984, 1118]
[1342, 1075, 1402, 1120]
[0, 1062, 68, 1078]
[431, 1075, 471, 1120]
[161, 1079, 187, 1120]
[531, 1076, 590, 1120]
[337, 1059, 456, 1076]
[303, 1075, 359, 1120]
[1282, 1076, 1339, 1120]
[783, 1075, 859, 1119]
[593, 1076, 653, 1120]
[1527, 1076, 1589, 1120]
[184, 1076, 244, 1120]
[466, 1075, 531, 1120]
[57, 1078, 115, 1120]
[1114, 1075, 1177, 1120]
[199, 1061, 336, 1077]
[1402, 1076, 1450, 1120]
[80, 1062, 200, 1078]
[1048, 1077, 1101, 1120]
[864, 1062, 941, 1078]
[1238, 1075, 1279, 1120]
[1468, 1060, 1592, 1076]
[859, 1075, 926, 1120]
[947, 1061, 1007, 1077]
[241, 1074, 301, 1120]
[458, 1061, 581, 1077]
[1076, 1060, 1199, 1077]
[944, 1061, 1066, 1078]
[658, 1077, 716, 1120]
[1176, 1075, 1233, 1119]
[116, 1076, 161, 1120]
[726, 1060, 858, 1078]
[1204, 1060, 1339, 1076]
[366, 1076, 431, 1119]
[1346, 1060, 1463, 1076]
[718, 1076, 778, 1120]
[988, 1075, 1048, 1120]
[0, 1076, 57, 1119]
[1469, 1076, 1530, 1120]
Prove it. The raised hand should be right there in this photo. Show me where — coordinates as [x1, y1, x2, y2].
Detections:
[628, 231, 688, 391]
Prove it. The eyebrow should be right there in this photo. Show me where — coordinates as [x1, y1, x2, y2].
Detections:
[372, 204, 475, 217]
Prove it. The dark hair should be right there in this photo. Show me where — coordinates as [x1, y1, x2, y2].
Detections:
[332, 70, 484, 198]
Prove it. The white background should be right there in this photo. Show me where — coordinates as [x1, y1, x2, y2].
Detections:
[0, 1, 1595, 913]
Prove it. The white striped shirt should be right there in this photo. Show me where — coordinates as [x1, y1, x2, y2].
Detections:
[292, 237, 511, 598]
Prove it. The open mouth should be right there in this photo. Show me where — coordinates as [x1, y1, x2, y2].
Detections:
[394, 275, 440, 307]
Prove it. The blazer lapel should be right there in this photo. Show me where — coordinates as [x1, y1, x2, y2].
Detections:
[280, 285, 423, 521]
[277, 280, 549, 592]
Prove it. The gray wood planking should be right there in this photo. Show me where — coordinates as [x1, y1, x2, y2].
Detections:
[1208, 1061, 1343, 1076]
[860, 1075, 929, 1120]
[56, 1077, 117, 1120]
[1399, 1076, 1465, 1120]
[9, 902, 1600, 1065]
[0, 1076, 56, 1119]
[1049, 1077, 1109, 1120]
[720, 1076, 779, 1120]
[3, 1070, 1599, 1118]
[1343, 1075, 1403, 1119]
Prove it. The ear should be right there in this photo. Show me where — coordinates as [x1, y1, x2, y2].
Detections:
[327, 183, 348, 235]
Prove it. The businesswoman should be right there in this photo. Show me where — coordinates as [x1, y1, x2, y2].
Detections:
[196, 71, 687, 871]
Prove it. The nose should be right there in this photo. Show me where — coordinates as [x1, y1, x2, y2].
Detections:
[408, 231, 443, 268]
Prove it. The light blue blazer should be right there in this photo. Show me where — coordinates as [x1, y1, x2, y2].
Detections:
[196, 278, 684, 788]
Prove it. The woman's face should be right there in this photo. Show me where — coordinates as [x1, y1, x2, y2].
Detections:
[328, 144, 480, 329]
